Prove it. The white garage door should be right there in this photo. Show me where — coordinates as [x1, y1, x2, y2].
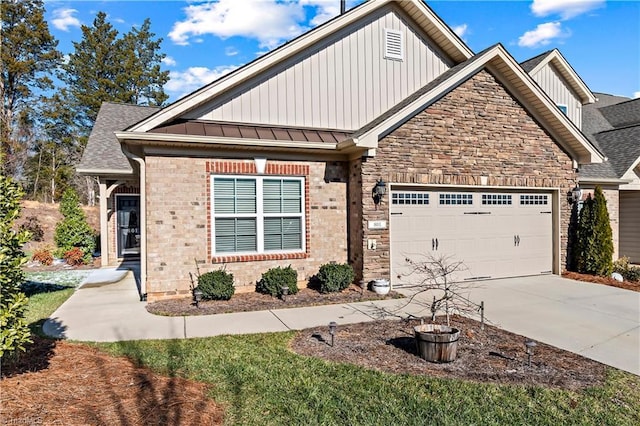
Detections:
[390, 189, 553, 286]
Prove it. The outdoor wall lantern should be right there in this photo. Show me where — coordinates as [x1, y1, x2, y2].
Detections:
[193, 289, 203, 308]
[372, 178, 387, 205]
[524, 340, 537, 367]
[328, 321, 338, 347]
[567, 184, 583, 204]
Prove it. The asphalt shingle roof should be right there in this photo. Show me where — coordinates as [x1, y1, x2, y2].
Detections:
[580, 93, 639, 180]
[520, 50, 553, 72]
[78, 102, 160, 173]
[599, 98, 640, 129]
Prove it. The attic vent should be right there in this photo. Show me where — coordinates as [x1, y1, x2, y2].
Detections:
[384, 28, 403, 61]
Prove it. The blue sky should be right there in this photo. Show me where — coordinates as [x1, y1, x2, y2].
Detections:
[44, 0, 640, 102]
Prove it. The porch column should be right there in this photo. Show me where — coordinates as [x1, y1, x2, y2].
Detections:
[99, 182, 108, 267]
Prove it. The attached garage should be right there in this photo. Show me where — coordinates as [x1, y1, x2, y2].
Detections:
[619, 191, 640, 263]
[390, 187, 557, 286]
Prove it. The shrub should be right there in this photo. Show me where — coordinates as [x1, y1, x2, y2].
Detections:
[316, 262, 355, 293]
[197, 270, 235, 300]
[54, 188, 95, 261]
[20, 216, 44, 242]
[0, 175, 32, 357]
[613, 257, 640, 283]
[63, 247, 85, 266]
[575, 186, 613, 276]
[256, 265, 299, 297]
[32, 247, 54, 266]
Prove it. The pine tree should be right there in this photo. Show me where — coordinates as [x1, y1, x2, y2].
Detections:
[575, 186, 614, 276]
[61, 12, 169, 131]
[1, 0, 61, 178]
[54, 188, 95, 262]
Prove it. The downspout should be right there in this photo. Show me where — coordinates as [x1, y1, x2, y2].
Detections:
[121, 145, 147, 300]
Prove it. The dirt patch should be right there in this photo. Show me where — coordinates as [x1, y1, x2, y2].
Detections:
[1, 336, 224, 425]
[291, 315, 607, 391]
[562, 271, 640, 292]
[147, 285, 403, 316]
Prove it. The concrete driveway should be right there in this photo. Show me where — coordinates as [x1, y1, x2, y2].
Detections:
[44, 271, 639, 375]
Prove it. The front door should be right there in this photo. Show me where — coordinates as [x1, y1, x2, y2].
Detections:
[117, 195, 140, 258]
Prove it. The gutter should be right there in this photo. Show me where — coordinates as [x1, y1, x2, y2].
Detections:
[121, 145, 147, 300]
[577, 177, 632, 185]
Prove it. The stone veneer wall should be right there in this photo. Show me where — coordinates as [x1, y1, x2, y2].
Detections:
[355, 69, 576, 284]
[144, 157, 348, 300]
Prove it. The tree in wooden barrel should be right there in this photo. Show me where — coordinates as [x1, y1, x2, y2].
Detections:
[399, 254, 483, 363]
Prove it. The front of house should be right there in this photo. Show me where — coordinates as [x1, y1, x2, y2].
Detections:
[78, 0, 602, 301]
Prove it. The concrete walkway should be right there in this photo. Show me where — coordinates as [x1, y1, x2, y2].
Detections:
[44, 271, 640, 375]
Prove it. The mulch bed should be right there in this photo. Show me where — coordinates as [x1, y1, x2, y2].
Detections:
[147, 285, 402, 316]
[1, 336, 224, 425]
[563, 271, 640, 292]
[290, 315, 607, 391]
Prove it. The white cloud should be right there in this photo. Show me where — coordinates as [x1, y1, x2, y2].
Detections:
[169, 0, 307, 49]
[634, 91, 640, 99]
[452, 24, 468, 39]
[165, 65, 239, 98]
[225, 46, 239, 56]
[518, 22, 568, 48]
[51, 8, 81, 32]
[161, 56, 177, 67]
[300, 0, 339, 26]
[531, 0, 605, 20]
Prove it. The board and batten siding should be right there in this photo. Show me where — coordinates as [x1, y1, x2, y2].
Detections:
[530, 62, 583, 129]
[619, 190, 640, 263]
[185, 6, 453, 130]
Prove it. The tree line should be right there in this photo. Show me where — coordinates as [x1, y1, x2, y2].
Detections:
[1, 0, 169, 203]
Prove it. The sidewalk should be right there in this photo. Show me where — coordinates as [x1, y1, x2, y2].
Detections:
[44, 269, 640, 376]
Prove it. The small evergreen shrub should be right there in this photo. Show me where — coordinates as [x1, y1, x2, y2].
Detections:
[20, 216, 44, 242]
[256, 265, 299, 297]
[316, 262, 355, 293]
[54, 188, 95, 262]
[575, 186, 614, 276]
[64, 247, 85, 266]
[32, 247, 54, 266]
[197, 270, 235, 300]
[613, 257, 640, 282]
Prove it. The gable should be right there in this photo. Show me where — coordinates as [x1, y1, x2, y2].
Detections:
[183, 4, 453, 131]
[378, 69, 574, 178]
[530, 62, 583, 128]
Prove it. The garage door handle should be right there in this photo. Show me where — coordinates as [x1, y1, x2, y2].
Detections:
[435, 238, 439, 250]
[432, 238, 435, 250]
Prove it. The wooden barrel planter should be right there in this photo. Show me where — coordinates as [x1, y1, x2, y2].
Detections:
[414, 324, 460, 363]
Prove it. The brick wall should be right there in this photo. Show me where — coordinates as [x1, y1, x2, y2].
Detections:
[144, 157, 348, 300]
[355, 70, 576, 284]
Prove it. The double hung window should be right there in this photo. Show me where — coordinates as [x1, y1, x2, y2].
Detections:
[212, 176, 304, 254]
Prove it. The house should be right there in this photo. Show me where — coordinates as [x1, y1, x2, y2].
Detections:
[579, 94, 640, 263]
[78, 0, 604, 301]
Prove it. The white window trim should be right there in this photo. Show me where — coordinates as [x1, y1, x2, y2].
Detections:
[210, 175, 306, 255]
[384, 28, 404, 61]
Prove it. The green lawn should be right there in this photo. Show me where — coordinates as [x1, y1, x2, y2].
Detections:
[96, 334, 640, 426]
[23, 270, 89, 333]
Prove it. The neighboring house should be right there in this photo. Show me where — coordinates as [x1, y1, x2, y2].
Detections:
[579, 95, 640, 263]
[78, 0, 603, 301]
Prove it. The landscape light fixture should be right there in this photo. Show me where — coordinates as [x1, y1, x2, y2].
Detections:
[567, 184, 583, 204]
[524, 340, 537, 367]
[280, 286, 289, 302]
[372, 178, 387, 205]
[193, 289, 203, 308]
[328, 321, 338, 347]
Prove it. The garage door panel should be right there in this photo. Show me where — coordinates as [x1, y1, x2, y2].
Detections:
[620, 191, 640, 263]
[391, 189, 553, 286]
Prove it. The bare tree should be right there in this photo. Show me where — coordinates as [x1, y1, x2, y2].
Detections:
[391, 253, 485, 327]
